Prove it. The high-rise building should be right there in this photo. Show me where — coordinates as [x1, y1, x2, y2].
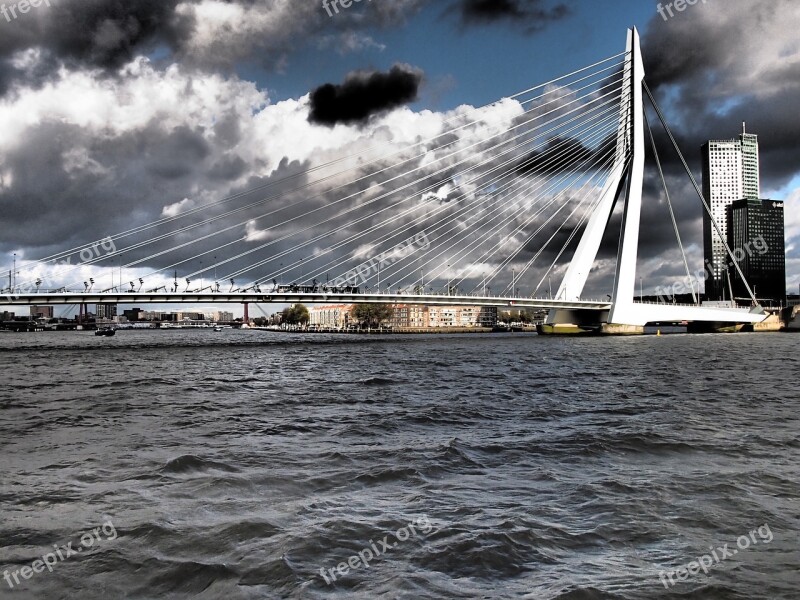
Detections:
[95, 304, 118, 320]
[701, 124, 761, 299]
[726, 199, 786, 305]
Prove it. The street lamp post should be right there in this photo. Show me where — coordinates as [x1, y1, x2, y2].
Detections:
[512, 268, 516, 297]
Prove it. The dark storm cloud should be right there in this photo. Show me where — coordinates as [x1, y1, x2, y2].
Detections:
[454, 0, 571, 32]
[0, 0, 185, 94]
[308, 64, 423, 127]
[516, 134, 616, 175]
[0, 0, 428, 96]
[642, 0, 800, 186]
[624, 0, 800, 283]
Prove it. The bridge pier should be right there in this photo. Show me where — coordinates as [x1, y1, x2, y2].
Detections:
[600, 323, 645, 336]
[538, 309, 611, 335]
[243, 303, 249, 326]
[538, 309, 645, 335]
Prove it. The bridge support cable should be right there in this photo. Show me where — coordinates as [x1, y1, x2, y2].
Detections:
[530, 157, 633, 298]
[642, 81, 758, 307]
[451, 82, 632, 295]
[5, 53, 628, 277]
[202, 79, 628, 281]
[10, 75, 632, 296]
[449, 143, 620, 292]
[471, 149, 620, 293]
[644, 110, 698, 304]
[211, 82, 628, 285]
[395, 121, 624, 292]
[310, 111, 625, 291]
[503, 160, 620, 297]
[53, 73, 626, 293]
[38, 66, 628, 292]
[264, 98, 618, 288]
[298, 110, 624, 287]
[8, 54, 632, 300]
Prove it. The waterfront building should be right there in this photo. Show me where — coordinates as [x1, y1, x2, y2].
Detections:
[30, 305, 54, 319]
[427, 305, 497, 328]
[309, 304, 353, 329]
[726, 199, 786, 305]
[310, 303, 497, 329]
[95, 303, 118, 320]
[390, 305, 430, 328]
[122, 308, 144, 321]
[177, 311, 207, 321]
[701, 124, 761, 299]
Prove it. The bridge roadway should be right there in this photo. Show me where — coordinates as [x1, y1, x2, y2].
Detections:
[3, 293, 769, 325]
[2, 291, 611, 311]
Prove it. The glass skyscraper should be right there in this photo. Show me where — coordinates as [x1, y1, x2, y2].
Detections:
[726, 199, 786, 305]
[701, 125, 761, 300]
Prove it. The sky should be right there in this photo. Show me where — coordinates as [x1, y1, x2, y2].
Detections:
[1, 0, 799, 317]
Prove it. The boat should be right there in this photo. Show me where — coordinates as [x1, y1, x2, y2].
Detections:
[95, 327, 116, 337]
[214, 326, 223, 332]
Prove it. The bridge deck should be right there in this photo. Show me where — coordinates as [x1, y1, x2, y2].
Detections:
[1, 292, 612, 311]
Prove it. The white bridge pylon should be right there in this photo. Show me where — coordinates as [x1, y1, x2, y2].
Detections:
[547, 27, 766, 329]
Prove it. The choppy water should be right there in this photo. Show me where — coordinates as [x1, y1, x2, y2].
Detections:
[0, 330, 798, 599]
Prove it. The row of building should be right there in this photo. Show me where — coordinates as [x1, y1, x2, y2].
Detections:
[120, 307, 235, 323]
[23, 305, 235, 323]
[702, 125, 786, 304]
[308, 304, 498, 330]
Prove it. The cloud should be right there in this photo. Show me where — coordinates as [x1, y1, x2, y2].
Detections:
[516, 135, 616, 175]
[453, 0, 571, 32]
[308, 64, 424, 127]
[162, 198, 195, 217]
[643, 0, 800, 185]
[625, 0, 800, 294]
[0, 0, 428, 96]
[1, 0, 797, 302]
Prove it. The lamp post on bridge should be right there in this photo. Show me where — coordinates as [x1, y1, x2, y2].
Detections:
[512, 268, 516, 298]
[447, 264, 451, 296]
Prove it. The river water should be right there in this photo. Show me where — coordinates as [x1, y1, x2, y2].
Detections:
[0, 330, 797, 599]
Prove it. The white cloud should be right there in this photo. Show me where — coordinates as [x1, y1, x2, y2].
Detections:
[162, 198, 195, 218]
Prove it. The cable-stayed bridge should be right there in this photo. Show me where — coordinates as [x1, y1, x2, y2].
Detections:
[2, 28, 767, 333]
